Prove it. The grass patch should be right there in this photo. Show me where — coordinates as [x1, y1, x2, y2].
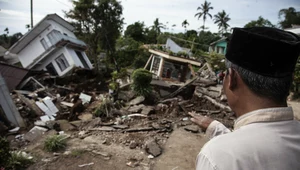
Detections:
[44, 135, 67, 152]
[8, 151, 34, 169]
[70, 149, 86, 157]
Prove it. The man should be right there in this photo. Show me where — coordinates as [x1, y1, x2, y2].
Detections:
[189, 27, 300, 170]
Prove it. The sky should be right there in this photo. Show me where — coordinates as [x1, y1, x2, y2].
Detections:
[0, 0, 300, 35]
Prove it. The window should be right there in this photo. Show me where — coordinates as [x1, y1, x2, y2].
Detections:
[40, 38, 49, 50]
[75, 51, 89, 69]
[55, 54, 69, 72]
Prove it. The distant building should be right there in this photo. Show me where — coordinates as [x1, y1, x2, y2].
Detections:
[8, 14, 93, 77]
[209, 37, 227, 55]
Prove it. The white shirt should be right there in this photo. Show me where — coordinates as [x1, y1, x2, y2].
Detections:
[196, 107, 300, 170]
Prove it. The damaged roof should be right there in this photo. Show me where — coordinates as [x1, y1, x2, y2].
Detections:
[9, 14, 75, 54]
[0, 62, 29, 91]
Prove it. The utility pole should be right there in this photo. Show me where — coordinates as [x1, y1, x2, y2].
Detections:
[31, 0, 33, 28]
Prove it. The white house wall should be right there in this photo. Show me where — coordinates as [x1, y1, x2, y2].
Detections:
[18, 25, 54, 68]
[35, 47, 75, 76]
[17, 20, 77, 69]
[66, 47, 93, 69]
[47, 20, 76, 38]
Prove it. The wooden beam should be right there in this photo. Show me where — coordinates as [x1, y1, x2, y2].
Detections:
[144, 54, 153, 69]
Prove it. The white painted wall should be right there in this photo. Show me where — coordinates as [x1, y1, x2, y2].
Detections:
[34, 47, 75, 76]
[66, 47, 93, 69]
[18, 20, 78, 68]
[18, 25, 53, 68]
[47, 20, 76, 38]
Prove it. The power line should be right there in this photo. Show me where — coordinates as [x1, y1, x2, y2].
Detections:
[55, 0, 72, 8]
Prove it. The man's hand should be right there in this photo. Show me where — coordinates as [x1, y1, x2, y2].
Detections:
[188, 111, 214, 131]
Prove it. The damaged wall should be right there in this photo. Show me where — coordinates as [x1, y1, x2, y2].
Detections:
[0, 74, 25, 127]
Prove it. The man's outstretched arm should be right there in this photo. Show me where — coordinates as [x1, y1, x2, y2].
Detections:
[188, 111, 231, 139]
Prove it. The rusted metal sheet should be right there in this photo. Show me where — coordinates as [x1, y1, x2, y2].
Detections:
[0, 63, 29, 91]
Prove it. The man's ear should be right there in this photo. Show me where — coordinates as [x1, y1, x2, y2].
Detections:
[228, 68, 237, 91]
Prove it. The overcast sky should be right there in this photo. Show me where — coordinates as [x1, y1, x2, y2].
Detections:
[0, 0, 300, 35]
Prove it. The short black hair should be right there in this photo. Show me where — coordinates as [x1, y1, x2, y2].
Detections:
[226, 59, 292, 103]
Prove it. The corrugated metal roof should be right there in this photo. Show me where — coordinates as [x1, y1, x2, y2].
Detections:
[0, 63, 29, 91]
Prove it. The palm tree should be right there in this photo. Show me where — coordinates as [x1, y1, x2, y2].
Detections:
[182, 20, 189, 31]
[25, 24, 31, 31]
[4, 27, 9, 35]
[151, 18, 165, 35]
[214, 10, 231, 36]
[195, 0, 213, 31]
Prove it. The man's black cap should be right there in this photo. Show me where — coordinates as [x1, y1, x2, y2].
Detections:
[225, 27, 300, 78]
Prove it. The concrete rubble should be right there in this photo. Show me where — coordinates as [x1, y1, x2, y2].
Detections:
[0, 64, 235, 168]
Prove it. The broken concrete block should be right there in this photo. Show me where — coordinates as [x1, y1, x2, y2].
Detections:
[128, 104, 144, 113]
[141, 106, 155, 115]
[184, 125, 200, 133]
[78, 113, 93, 121]
[128, 96, 145, 106]
[24, 126, 48, 142]
[56, 120, 76, 131]
[79, 93, 92, 104]
[159, 89, 171, 97]
[118, 91, 135, 102]
[145, 139, 162, 157]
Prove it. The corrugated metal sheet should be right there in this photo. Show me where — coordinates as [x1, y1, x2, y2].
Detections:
[0, 63, 29, 91]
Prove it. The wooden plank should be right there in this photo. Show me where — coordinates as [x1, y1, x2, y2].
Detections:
[144, 54, 153, 69]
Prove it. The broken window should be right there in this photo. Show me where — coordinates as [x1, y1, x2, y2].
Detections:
[40, 38, 49, 50]
[55, 54, 69, 72]
[75, 51, 89, 69]
[151, 56, 161, 75]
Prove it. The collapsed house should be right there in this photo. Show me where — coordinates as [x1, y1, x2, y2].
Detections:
[144, 38, 201, 82]
[7, 14, 93, 77]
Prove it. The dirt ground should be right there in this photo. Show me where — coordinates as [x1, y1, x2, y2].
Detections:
[26, 127, 208, 170]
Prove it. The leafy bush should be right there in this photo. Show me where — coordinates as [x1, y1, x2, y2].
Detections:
[0, 137, 34, 169]
[0, 137, 11, 168]
[131, 69, 152, 97]
[44, 135, 67, 152]
[205, 52, 226, 72]
[8, 151, 34, 169]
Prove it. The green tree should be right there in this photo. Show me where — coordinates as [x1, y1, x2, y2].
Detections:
[144, 28, 157, 44]
[66, 0, 124, 71]
[124, 21, 145, 42]
[195, 0, 213, 31]
[0, 32, 23, 49]
[278, 7, 300, 29]
[214, 10, 231, 35]
[182, 19, 189, 31]
[244, 16, 274, 28]
[151, 18, 165, 35]
[4, 27, 9, 35]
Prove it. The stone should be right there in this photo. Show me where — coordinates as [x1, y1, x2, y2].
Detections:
[141, 106, 155, 115]
[56, 120, 76, 131]
[69, 120, 83, 127]
[128, 104, 144, 113]
[112, 125, 128, 129]
[184, 125, 199, 133]
[147, 155, 154, 159]
[145, 139, 162, 157]
[24, 126, 48, 142]
[84, 117, 101, 129]
[129, 140, 137, 149]
[159, 89, 171, 97]
[78, 113, 93, 121]
[128, 96, 145, 106]
[118, 91, 135, 102]
[46, 121, 60, 131]
[34, 120, 47, 127]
